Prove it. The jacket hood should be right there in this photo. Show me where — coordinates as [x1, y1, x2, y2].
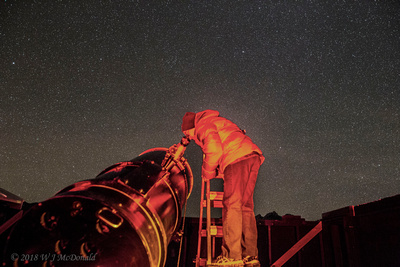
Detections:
[195, 110, 220, 125]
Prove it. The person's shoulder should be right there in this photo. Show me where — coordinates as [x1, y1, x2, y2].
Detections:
[196, 109, 220, 120]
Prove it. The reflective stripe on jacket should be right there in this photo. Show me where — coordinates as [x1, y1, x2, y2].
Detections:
[192, 110, 264, 174]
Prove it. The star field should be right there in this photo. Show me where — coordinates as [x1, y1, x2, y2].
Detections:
[1, 1, 399, 220]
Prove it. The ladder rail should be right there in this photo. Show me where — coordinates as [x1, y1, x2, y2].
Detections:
[195, 176, 206, 267]
[206, 179, 212, 265]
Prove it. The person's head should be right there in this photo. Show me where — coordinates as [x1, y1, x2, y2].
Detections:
[181, 112, 196, 139]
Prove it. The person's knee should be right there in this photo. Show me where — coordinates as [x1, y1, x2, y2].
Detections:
[242, 203, 254, 211]
[224, 197, 242, 210]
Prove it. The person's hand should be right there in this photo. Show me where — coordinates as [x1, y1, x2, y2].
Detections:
[201, 167, 216, 181]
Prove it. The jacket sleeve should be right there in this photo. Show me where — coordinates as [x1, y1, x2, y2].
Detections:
[196, 122, 223, 176]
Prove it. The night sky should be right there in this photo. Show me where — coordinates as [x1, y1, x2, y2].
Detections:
[1, 1, 399, 221]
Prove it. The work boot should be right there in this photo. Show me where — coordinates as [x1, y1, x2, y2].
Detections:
[211, 256, 244, 266]
[242, 256, 260, 267]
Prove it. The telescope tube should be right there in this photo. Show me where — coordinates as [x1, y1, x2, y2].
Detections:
[2, 139, 193, 267]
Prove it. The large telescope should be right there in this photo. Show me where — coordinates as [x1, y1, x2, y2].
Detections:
[0, 137, 193, 267]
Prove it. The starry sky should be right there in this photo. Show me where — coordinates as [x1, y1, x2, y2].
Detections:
[1, 1, 399, 220]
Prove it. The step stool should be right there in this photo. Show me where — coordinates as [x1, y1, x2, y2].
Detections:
[195, 175, 225, 267]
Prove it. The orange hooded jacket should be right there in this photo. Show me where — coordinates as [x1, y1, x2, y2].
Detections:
[190, 110, 264, 176]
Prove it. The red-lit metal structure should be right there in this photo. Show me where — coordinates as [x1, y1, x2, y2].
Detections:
[0, 137, 193, 267]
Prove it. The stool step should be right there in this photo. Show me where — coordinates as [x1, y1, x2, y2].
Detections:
[201, 225, 223, 237]
[202, 200, 223, 208]
[202, 191, 224, 208]
[195, 258, 245, 267]
[207, 262, 244, 267]
[210, 191, 224, 201]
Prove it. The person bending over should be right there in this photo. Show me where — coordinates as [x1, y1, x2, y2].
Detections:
[181, 110, 264, 266]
